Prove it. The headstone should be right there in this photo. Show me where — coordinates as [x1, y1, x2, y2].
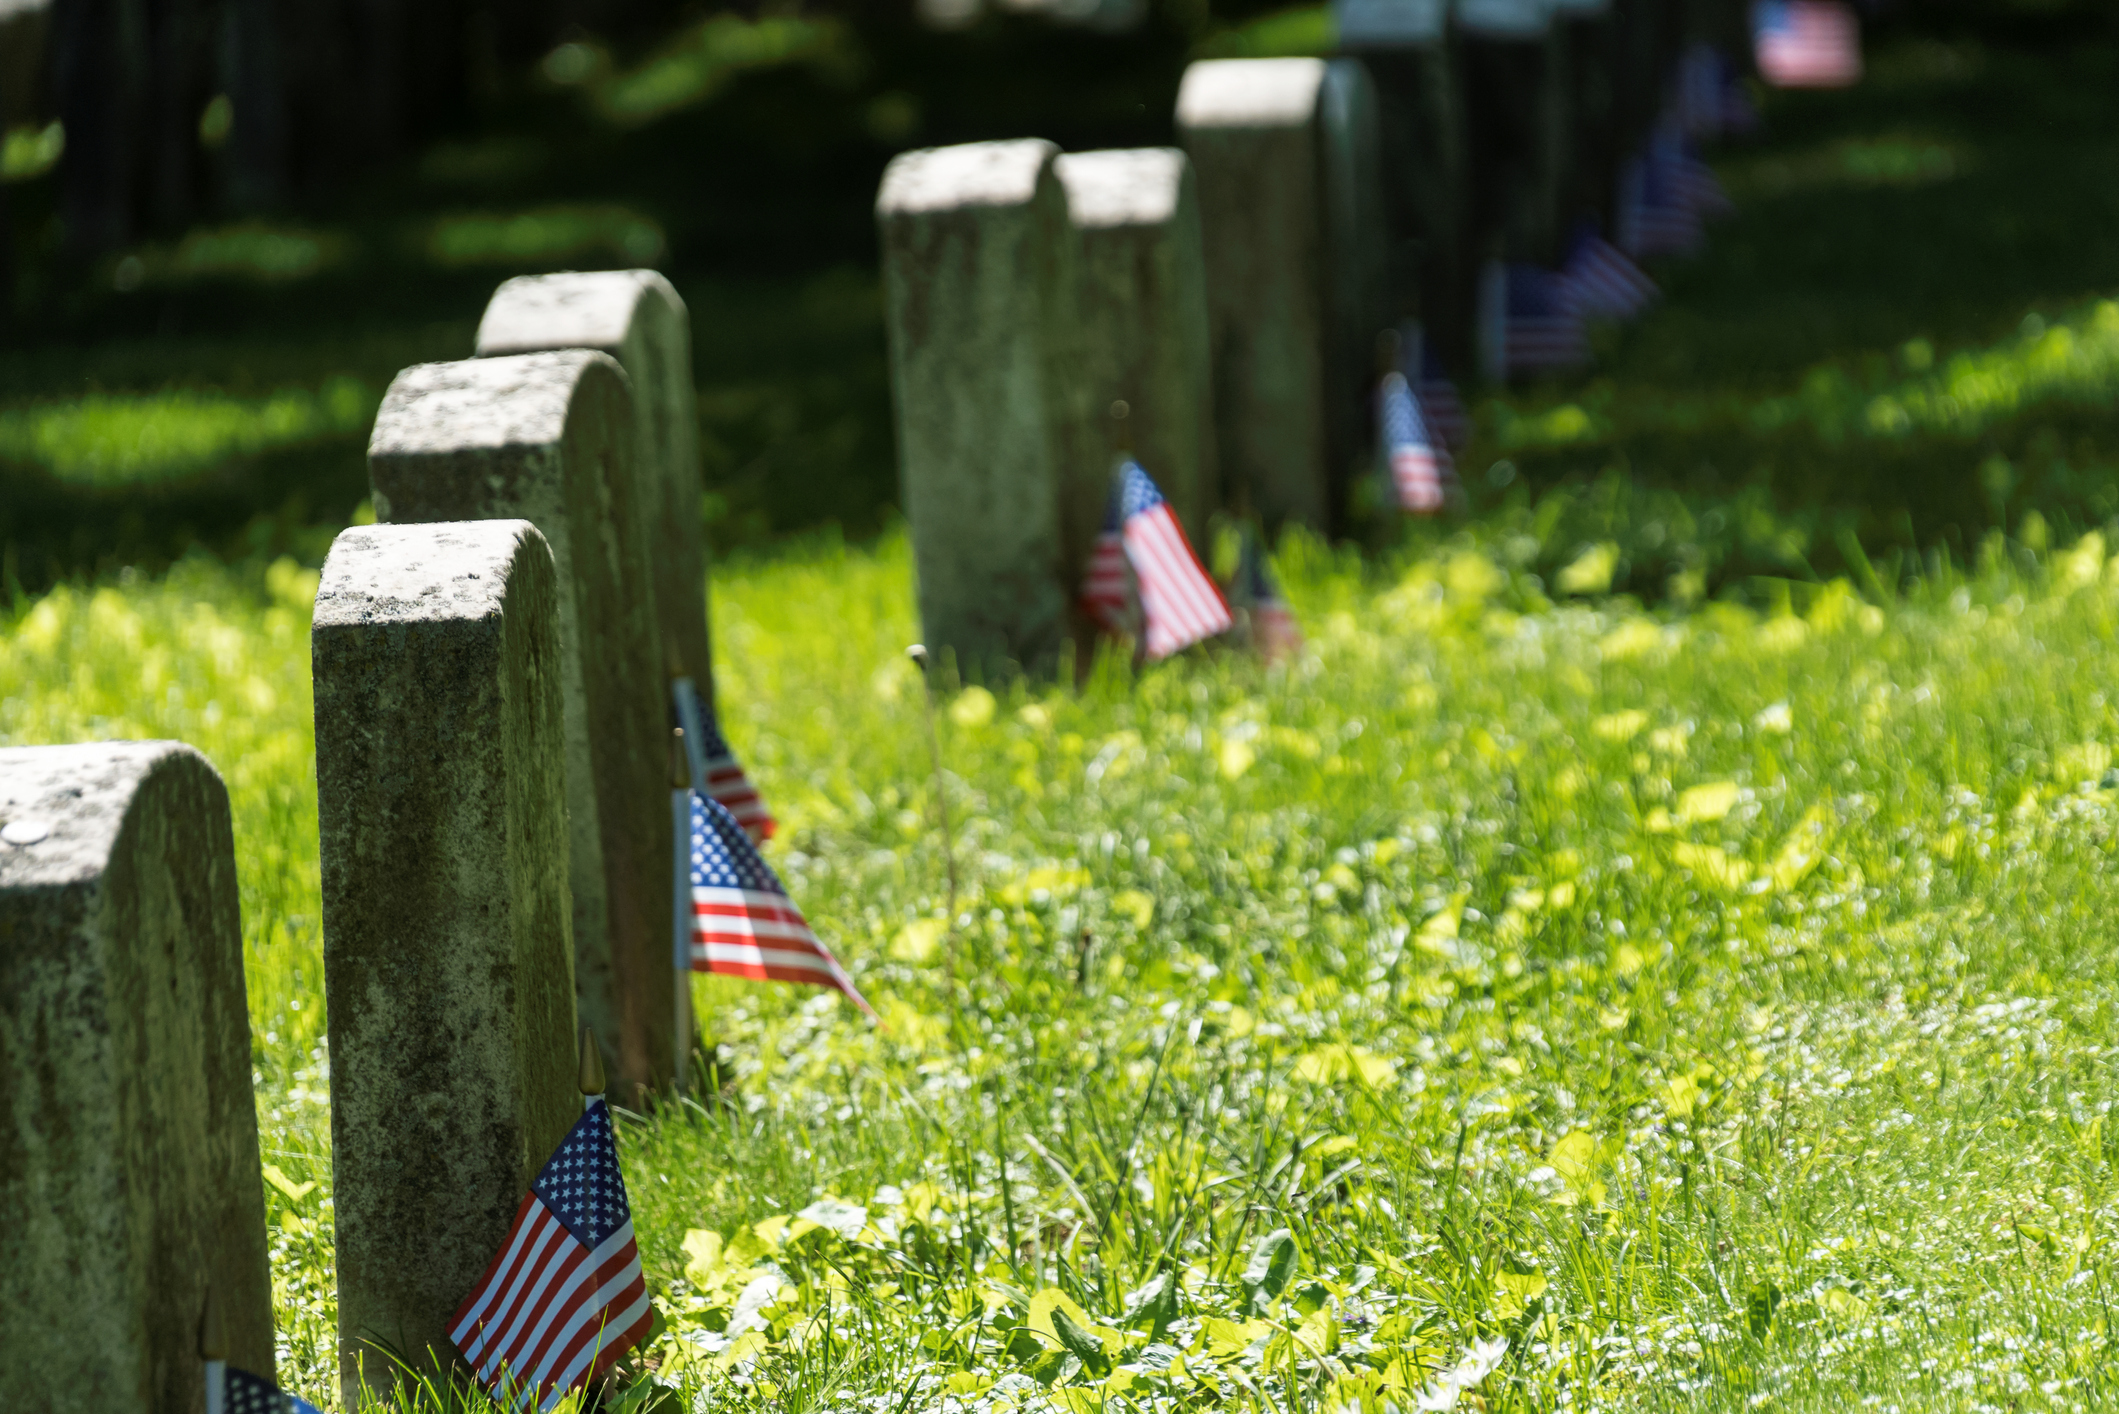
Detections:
[1458, 0, 1569, 290]
[0, 741, 273, 1410]
[1176, 57, 1385, 534]
[1332, 0, 1444, 48]
[1355, 41, 1471, 379]
[1053, 147, 1216, 545]
[367, 351, 674, 1099]
[474, 270, 714, 699]
[877, 138, 1083, 677]
[313, 520, 580, 1406]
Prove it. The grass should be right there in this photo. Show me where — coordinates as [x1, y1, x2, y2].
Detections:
[14, 522, 2119, 1410]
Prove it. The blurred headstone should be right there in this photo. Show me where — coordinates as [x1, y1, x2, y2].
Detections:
[313, 520, 579, 1407]
[1177, 57, 1385, 533]
[476, 270, 713, 699]
[876, 138, 1083, 677]
[0, 741, 274, 1408]
[368, 352, 674, 1101]
[1054, 147, 1216, 549]
[1458, 0, 1572, 312]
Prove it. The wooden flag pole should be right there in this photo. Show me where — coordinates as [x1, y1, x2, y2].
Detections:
[200, 1280, 227, 1414]
[906, 643, 960, 986]
[669, 723, 693, 1097]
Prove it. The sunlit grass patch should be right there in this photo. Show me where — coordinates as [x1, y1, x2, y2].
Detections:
[421, 205, 666, 268]
[0, 377, 377, 488]
[111, 223, 356, 288]
[1741, 133, 1969, 196]
[588, 14, 858, 127]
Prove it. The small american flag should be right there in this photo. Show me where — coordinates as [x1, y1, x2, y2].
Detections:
[1239, 532, 1302, 663]
[1416, 336, 1471, 451]
[1481, 260, 1590, 382]
[671, 680, 774, 843]
[1081, 460, 1231, 661]
[1561, 222, 1658, 322]
[1379, 370, 1448, 514]
[1674, 44, 1759, 141]
[1616, 149, 1704, 259]
[689, 791, 871, 1012]
[1661, 130, 1735, 220]
[1754, 0, 1860, 89]
[217, 1367, 323, 1414]
[450, 1100, 653, 1409]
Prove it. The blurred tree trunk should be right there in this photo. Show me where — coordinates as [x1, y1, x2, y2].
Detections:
[145, 0, 216, 230]
[54, 0, 148, 255]
[224, 0, 290, 209]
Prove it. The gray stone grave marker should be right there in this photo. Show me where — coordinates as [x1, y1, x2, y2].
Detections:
[313, 520, 580, 1405]
[1054, 147, 1217, 544]
[0, 741, 273, 1411]
[877, 138, 1085, 677]
[366, 351, 674, 1099]
[474, 270, 714, 697]
[1177, 57, 1384, 533]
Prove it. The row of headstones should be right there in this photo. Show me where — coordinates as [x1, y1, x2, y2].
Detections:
[0, 271, 717, 1409]
[880, 0, 1747, 679]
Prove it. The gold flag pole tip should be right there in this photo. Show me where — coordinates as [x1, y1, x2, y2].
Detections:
[579, 1027, 606, 1097]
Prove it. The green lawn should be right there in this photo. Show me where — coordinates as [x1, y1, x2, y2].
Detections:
[12, 524, 2119, 1411]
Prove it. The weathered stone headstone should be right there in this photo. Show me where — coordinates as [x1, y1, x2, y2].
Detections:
[1053, 147, 1216, 545]
[474, 270, 714, 698]
[1342, 15, 1469, 373]
[1177, 57, 1385, 534]
[877, 138, 1083, 676]
[1458, 0, 1569, 279]
[313, 520, 579, 1406]
[367, 351, 673, 1099]
[0, 741, 273, 1411]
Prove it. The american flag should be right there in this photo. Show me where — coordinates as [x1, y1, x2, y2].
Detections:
[1416, 335, 1470, 451]
[1615, 149, 1703, 259]
[450, 1099, 653, 1410]
[1560, 222, 1658, 322]
[1659, 129, 1735, 220]
[1674, 44, 1760, 142]
[1481, 260, 1590, 382]
[1081, 460, 1231, 661]
[1754, 0, 1861, 89]
[688, 791, 871, 1012]
[1380, 370, 1448, 514]
[671, 679, 774, 843]
[1239, 532, 1302, 663]
[214, 1367, 323, 1414]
